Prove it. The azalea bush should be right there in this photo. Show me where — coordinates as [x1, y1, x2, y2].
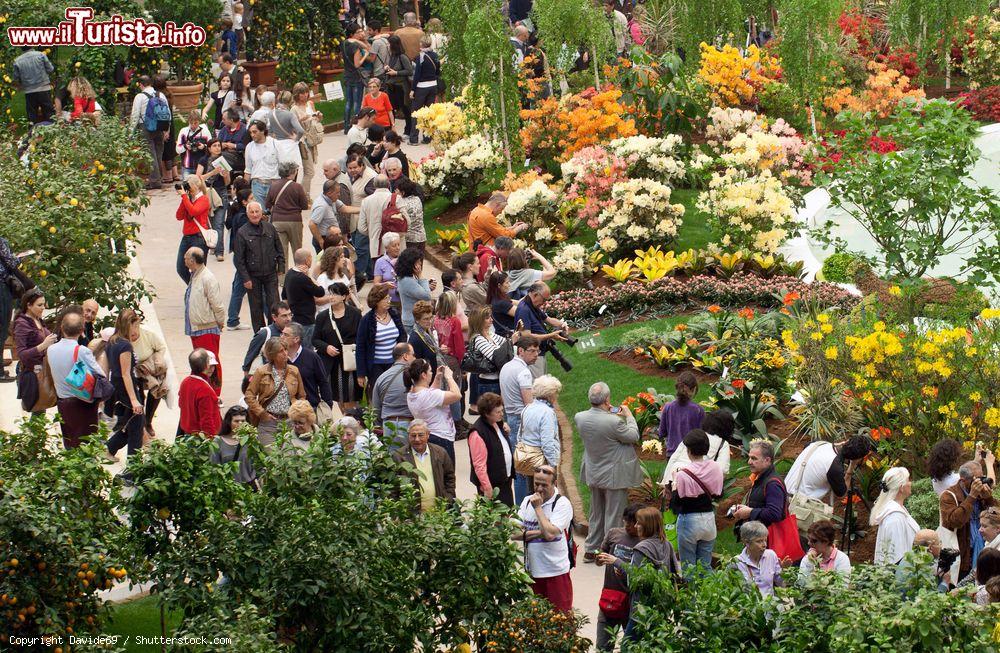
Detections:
[696, 43, 780, 108]
[594, 179, 684, 257]
[502, 180, 562, 244]
[413, 101, 471, 151]
[958, 86, 1000, 123]
[610, 48, 704, 134]
[823, 61, 925, 119]
[412, 134, 503, 200]
[962, 9, 1000, 89]
[704, 107, 815, 188]
[0, 120, 150, 312]
[519, 87, 637, 164]
[697, 169, 797, 255]
[561, 146, 629, 225]
[605, 134, 688, 185]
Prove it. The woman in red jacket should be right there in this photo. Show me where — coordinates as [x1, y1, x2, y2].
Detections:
[67, 76, 98, 122]
[175, 174, 211, 284]
[433, 290, 467, 428]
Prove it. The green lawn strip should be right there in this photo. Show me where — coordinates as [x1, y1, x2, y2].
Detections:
[670, 187, 713, 253]
[105, 595, 181, 651]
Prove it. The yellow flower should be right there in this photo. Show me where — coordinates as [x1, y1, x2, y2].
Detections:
[817, 314, 830, 324]
[882, 401, 895, 413]
[888, 285, 901, 296]
[970, 392, 982, 402]
[986, 408, 1000, 429]
[824, 346, 838, 360]
[830, 378, 842, 387]
[820, 323, 833, 334]
[810, 331, 823, 341]
[903, 426, 914, 436]
[979, 308, 1000, 320]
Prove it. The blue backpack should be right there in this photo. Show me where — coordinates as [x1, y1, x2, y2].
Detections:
[143, 91, 172, 132]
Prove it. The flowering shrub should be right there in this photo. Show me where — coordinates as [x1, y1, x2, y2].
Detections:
[411, 134, 503, 199]
[837, 10, 886, 59]
[704, 107, 813, 186]
[413, 101, 470, 151]
[502, 180, 562, 243]
[547, 274, 858, 322]
[519, 87, 637, 163]
[561, 146, 629, 226]
[550, 243, 589, 282]
[622, 390, 674, 435]
[605, 134, 687, 184]
[958, 86, 1000, 122]
[962, 9, 1000, 89]
[697, 169, 796, 255]
[697, 43, 780, 108]
[824, 62, 925, 119]
[501, 169, 555, 193]
[481, 598, 591, 653]
[594, 179, 684, 256]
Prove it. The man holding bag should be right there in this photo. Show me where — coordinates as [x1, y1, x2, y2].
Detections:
[48, 313, 107, 448]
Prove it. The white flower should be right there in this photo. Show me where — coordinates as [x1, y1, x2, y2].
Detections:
[535, 227, 554, 242]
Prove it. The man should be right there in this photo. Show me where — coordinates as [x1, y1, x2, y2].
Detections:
[394, 12, 425, 61]
[499, 335, 540, 503]
[371, 342, 416, 448]
[468, 193, 527, 250]
[731, 441, 787, 530]
[280, 322, 333, 410]
[218, 53, 237, 79]
[510, 25, 530, 66]
[897, 529, 950, 594]
[784, 435, 873, 531]
[47, 312, 106, 448]
[368, 20, 391, 80]
[234, 201, 284, 332]
[392, 419, 456, 512]
[513, 465, 574, 611]
[322, 158, 355, 235]
[346, 154, 377, 286]
[283, 249, 334, 343]
[603, 0, 629, 57]
[177, 348, 222, 436]
[576, 381, 642, 562]
[358, 175, 393, 279]
[266, 162, 310, 280]
[129, 74, 168, 190]
[476, 236, 512, 283]
[452, 252, 487, 310]
[245, 120, 281, 207]
[13, 46, 55, 125]
[941, 460, 998, 582]
[183, 247, 226, 391]
[310, 179, 359, 252]
[242, 301, 292, 377]
[218, 108, 250, 174]
[79, 299, 100, 346]
[515, 281, 569, 376]
[250, 90, 276, 123]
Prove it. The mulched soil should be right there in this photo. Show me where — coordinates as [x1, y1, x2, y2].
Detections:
[434, 195, 488, 226]
[602, 350, 720, 387]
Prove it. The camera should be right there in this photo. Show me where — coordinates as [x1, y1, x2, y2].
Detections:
[980, 476, 995, 487]
[726, 505, 738, 519]
[938, 547, 960, 574]
[174, 180, 191, 192]
[542, 339, 573, 373]
[561, 329, 579, 347]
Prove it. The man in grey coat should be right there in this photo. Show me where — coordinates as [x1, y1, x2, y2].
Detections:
[576, 381, 643, 561]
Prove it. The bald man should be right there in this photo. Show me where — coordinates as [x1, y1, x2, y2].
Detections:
[282, 248, 333, 343]
[79, 299, 100, 346]
[468, 192, 528, 249]
[48, 311, 106, 448]
[234, 200, 284, 331]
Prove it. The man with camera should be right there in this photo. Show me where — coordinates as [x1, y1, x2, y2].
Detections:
[514, 281, 571, 376]
[941, 459, 997, 582]
[896, 529, 954, 593]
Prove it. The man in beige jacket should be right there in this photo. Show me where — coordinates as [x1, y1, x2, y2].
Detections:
[183, 247, 226, 393]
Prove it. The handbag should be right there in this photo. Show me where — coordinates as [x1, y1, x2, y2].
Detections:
[513, 441, 546, 475]
[303, 109, 325, 147]
[65, 345, 96, 402]
[765, 478, 806, 564]
[329, 312, 357, 372]
[598, 588, 631, 621]
[786, 442, 835, 532]
[461, 336, 498, 375]
[5, 267, 35, 298]
[196, 219, 219, 249]
[32, 358, 57, 412]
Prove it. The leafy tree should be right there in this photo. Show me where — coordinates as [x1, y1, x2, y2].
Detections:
[886, 0, 990, 88]
[532, 0, 613, 89]
[775, 0, 845, 125]
[146, 0, 220, 86]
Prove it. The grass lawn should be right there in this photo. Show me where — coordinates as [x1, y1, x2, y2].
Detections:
[105, 595, 181, 652]
[671, 188, 713, 253]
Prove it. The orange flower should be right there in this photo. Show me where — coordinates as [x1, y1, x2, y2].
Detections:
[737, 308, 755, 320]
[783, 291, 800, 306]
[707, 304, 722, 314]
[674, 324, 688, 331]
[732, 379, 746, 389]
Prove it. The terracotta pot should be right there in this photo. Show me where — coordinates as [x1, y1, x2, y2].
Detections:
[244, 60, 278, 87]
[316, 68, 339, 84]
[166, 81, 204, 117]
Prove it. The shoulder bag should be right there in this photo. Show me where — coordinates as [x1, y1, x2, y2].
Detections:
[65, 345, 97, 402]
[302, 103, 325, 148]
[787, 442, 835, 532]
[513, 440, 546, 475]
[460, 336, 497, 375]
[32, 358, 57, 412]
[328, 311, 357, 372]
[267, 177, 294, 217]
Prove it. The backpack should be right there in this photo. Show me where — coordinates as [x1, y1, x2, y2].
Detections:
[143, 91, 172, 133]
[559, 494, 580, 569]
[380, 192, 407, 236]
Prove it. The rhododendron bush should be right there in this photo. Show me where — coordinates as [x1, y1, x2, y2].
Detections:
[411, 134, 503, 199]
[697, 43, 781, 108]
[594, 179, 685, 257]
[605, 135, 688, 185]
[824, 62, 924, 119]
[519, 87, 637, 163]
[697, 169, 797, 255]
[704, 107, 814, 187]
[501, 180, 562, 244]
[561, 146, 629, 225]
[961, 8, 1000, 90]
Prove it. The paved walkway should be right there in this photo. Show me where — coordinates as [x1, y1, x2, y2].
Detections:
[1, 128, 607, 646]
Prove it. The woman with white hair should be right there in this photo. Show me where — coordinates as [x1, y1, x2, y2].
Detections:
[332, 415, 374, 457]
[518, 375, 563, 492]
[871, 466, 920, 565]
[174, 173, 211, 284]
[373, 232, 403, 307]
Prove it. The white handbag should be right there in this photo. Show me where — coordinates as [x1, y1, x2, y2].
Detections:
[196, 220, 219, 249]
[329, 311, 357, 372]
[787, 442, 834, 532]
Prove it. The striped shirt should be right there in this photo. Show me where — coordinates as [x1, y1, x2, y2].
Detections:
[472, 333, 507, 380]
[374, 318, 400, 364]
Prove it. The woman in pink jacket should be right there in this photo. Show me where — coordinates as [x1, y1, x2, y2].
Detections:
[467, 392, 514, 506]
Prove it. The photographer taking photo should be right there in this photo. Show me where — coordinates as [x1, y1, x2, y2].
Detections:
[514, 281, 573, 376]
[941, 459, 997, 582]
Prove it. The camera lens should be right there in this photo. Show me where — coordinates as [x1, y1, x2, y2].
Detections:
[174, 183, 182, 191]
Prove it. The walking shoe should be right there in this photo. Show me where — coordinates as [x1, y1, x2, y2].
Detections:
[227, 323, 251, 331]
[0, 368, 14, 383]
[216, 254, 225, 262]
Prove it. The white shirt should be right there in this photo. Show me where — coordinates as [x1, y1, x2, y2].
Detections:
[244, 136, 280, 181]
[48, 337, 106, 400]
[798, 548, 852, 581]
[250, 107, 273, 123]
[347, 125, 369, 147]
[784, 441, 839, 501]
[932, 471, 960, 496]
[517, 491, 573, 579]
[359, 188, 393, 257]
[129, 86, 164, 129]
[662, 433, 731, 485]
[873, 503, 920, 566]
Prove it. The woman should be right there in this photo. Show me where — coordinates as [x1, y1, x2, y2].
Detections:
[487, 271, 519, 337]
[221, 70, 255, 122]
[409, 300, 445, 373]
[404, 358, 462, 463]
[313, 282, 363, 409]
[981, 507, 1000, 551]
[356, 284, 407, 393]
[269, 90, 305, 173]
[670, 429, 723, 573]
[596, 507, 681, 641]
[244, 337, 306, 448]
[176, 110, 212, 177]
[201, 71, 232, 131]
[871, 466, 920, 566]
[315, 246, 360, 309]
[974, 548, 1000, 605]
[197, 139, 231, 261]
[396, 178, 426, 252]
[375, 131, 409, 177]
[468, 392, 514, 505]
[505, 248, 556, 299]
[212, 405, 258, 487]
[13, 289, 56, 413]
[348, 107, 377, 147]
[373, 232, 402, 307]
[628, 4, 648, 45]
[662, 409, 733, 485]
[467, 306, 517, 400]
[133, 325, 168, 442]
[732, 520, 783, 596]
[798, 519, 852, 581]
[332, 415, 373, 457]
[384, 36, 413, 136]
[66, 76, 97, 122]
[291, 82, 324, 194]
[174, 174, 211, 284]
[425, 18, 448, 56]
[928, 438, 964, 495]
[361, 78, 394, 129]
[288, 399, 318, 452]
[518, 375, 563, 493]
[395, 246, 435, 331]
[659, 371, 704, 457]
[105, 310, 146, 464]
[434, 291, 464, 377]
[0, 238, 24, 383]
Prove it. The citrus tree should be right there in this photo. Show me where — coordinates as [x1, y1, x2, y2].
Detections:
[0, 120, 151, 312]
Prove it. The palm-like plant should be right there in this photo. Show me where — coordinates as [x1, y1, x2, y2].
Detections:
[637, 0, 681, 57]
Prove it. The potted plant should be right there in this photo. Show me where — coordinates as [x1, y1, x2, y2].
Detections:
[246, 3, 314, 87]
[146, 0, 218, 113]
[309, 0, 346, 83]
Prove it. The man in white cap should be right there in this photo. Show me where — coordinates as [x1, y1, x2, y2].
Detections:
[178, 348, 222, 436]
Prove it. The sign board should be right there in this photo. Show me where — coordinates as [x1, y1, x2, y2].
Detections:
[323, 81, 344, 102]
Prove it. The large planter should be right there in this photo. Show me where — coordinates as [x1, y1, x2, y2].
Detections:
[167, 81, 204, 117]
[244, 60, 278, 87]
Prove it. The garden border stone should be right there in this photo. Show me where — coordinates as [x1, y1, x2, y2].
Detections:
[555, 403, 589, 536]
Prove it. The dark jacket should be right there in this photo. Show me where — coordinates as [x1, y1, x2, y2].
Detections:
[218, 121, 250, 172]
[393, 443, 456, 504]
[408, 324, 440, 373]
[242, 323, 283, 373]
[313, 305, 362, 375]
[468, 415, 515, 506]
[225, 202, 248, 253]
[356, 308, 407, 379]
[290, 346, 333, 408]
[234, 219, 284, 280]
[13, 313, 50, 369]
[941, 481, 998, 580]
[411, 50, 440, 87]
[745, 466, 786, 527]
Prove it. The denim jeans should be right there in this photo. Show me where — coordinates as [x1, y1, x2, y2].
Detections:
[343, 81, 365, 129]
[251, 178, 270, 208]
[352, 231, 371, 283]
[383, 419, 410, 451]
[428, 433, 455, 465]
[676, 510, 717, 575]
[506, 411, 528, 505]
[176, 233, 208, 284]
[210, 203, 227, 256]
[227, 267, 247, 327]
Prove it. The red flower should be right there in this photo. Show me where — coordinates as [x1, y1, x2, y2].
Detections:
[737, 308, 755, 320]
[783, 291, 801, 306]
[732, 379, 746, 389]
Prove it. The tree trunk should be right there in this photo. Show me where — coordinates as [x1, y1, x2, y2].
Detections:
[389, 1, 400, 29]
[497, 54, 513, 174]
[160, 601, 167, 653]
[944, 49, 952, 90]
[592, 47, 601, 88]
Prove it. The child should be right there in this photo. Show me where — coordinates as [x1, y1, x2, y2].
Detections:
[220, 18, 238, 61]
[658, 371, 704, 457]
[232, 3, 245, 58]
